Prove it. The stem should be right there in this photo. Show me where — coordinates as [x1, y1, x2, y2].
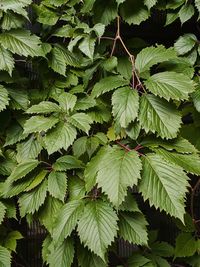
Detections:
[116, 141, 131, 152]
[190, 178, 200, 229]
[40, 161, 52, 167]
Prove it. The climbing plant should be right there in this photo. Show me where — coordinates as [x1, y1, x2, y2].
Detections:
[1, 0, 200, 266]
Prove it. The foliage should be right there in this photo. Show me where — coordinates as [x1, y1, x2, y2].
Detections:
[0, 0, 200, 266]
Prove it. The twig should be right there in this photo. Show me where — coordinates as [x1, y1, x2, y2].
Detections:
[40, 161, 52, 167]
[116, 141, 131, 151]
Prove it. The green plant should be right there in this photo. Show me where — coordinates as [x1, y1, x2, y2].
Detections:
[1, 0, 200, 266]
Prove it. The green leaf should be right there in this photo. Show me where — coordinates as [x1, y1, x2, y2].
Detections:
[0, 45, 14, 75]
[144, 0, 157, 9]
[128, 253, 151, 267]
[16, 136, 42, 162]
[165, 12, 179, 26]
[87, 146, 142, 207]
[23, 116, 58, 134]
[81, 0, 96, 13]
[58, 92, 77, 112]
[78, 245, 107, 267]
[139, 94, 182, 139]
[1, 11, 24, 31]
[48, 171, 67, 202]
[68, 113, 93, 134]
[25, 170, 48, 192]
[0, 246, 11, 267]
[68, 177, 86, 201]
[52, 200, 84, 243]
[178, 4, 194, 24]
[48, 238, 74, 267]
[144, 71, 195, 101]
[192, 86, 200, 112]
[151, 242, 174, 257]
[44, 122, 77, 154]
[119, 212, 148, 245]
[49, 46, 67, 76]
[155, 148, 200, 175]
[18, 180, 47, 217]
[93, 0, 118, 25]
[79, 36, 96, 59]
[120, 0, 149, 25]
[7, 159, 39, 183]
[112, 87, 139, 128]
[139, 154, 189, 221]
[175, 233, 197, 257]
[0, 85, 9, 112]
[119, 192, 141, 212]
[74, 96, 96, 111]
[0, 29, 43, 57]
[174, 34, 197, 55]
[195, 0, 200, 13]
[7, 88, 29, 110]
[91, 75, 128, 98]
[26, 101, 61, 114]
[77, 200, 118, 260]
[5, 123, 27, 146]
[4, 231, 23, 252]
[135, 45, 176, 74]
[0, 201, 6, 224]
[53, 155, 84, 171]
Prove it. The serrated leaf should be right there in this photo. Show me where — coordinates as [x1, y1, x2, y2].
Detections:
[93, 0, 118, 25]
[195, 0, 200, 12]
[52, 200, 84, 243]
[58, 92, 77, 112]
[25, 170, 47, 192]
[0, 85, 9, 112]
[128, 253, 151, 267]
[119, 212, 148, 245]
[48, 171, 67, 202]
[139, 154, 189, 221]
[139, 94, 182, 139]
[4, 231, 23, 252]
[0, 29, 43, 57]
[77, 200, 118, 260]
[1, 11, 24, 31]
[155, 148, 200, 175]
[18, 180, 47, 217]
[49, 46, 67, 76]
[44, 122, 77, 154]
[91, 75, 128, 98]
[78, 245, 107, 267]
[0, 201, 6, 224]
[79, 36, 96, 59]
[7, 88, 29, 110]
[0, 45, 14, 76]
[7, 159, 38, 183]
[144, 71, 195, 101]
[4, 123, 28, 146]
[144, 0, 157, 9]
[68, 113, 92, 134]
[175, 233, 197, 257]
[119, 192, 140, 212]
[48, 238, 74, 267]
[75, 96, 96, 111]
[174, 34, 197, 55]
[68, 177, 85, 201]
[178, 4, 194, 24]
[135, 45, 176, 74]
[192, 86, 200, 112]
[151, 242, 174, 257]
[53, 155, 84, 171]
[0, 246, 11, 267]
[165, 12, 179, 26]
[26, 101, 61, 114]
[120, 0, 149, 25]
[112, 87, 139, 128]
[23, 116, 58, 134]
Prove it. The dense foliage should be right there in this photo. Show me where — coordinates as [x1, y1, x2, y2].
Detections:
[1, 0, 200, 266]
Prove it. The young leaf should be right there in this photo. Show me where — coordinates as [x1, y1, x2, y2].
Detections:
[0, 246, 11, 267]
[48, 238, 74, 267]
[52, 200, 84, 243]
[68, 113, 93, 134]
[139, 154, 189, 221]
[23, 116, 59, 134]
[91, 75, 128, 98]
[48, 171, 67, 202]
[77, 200, 118, 260]
[144, 71, 195, 101]
[44, 122, 77, 154]
[58, 92, 77, 112]
[135, 45, 176, 74]
[18, 180, 47, 217]
[112, 87, 139, 128]
[118, 212, 148, 245]
[139, 94, 182, 139]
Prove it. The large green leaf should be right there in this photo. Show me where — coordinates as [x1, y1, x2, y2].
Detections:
[77, 200, 118, 260]
[52, 200, 84, 243]
[174, 34, 197, 55]
[23, 116, 59, 134]
[144, 71, 195, 101]
[178, 4, 194, 24]
[112, 87, 139, 128]
[26, 101, 61, 114]
[135, 45, 176, 74]
[18, 180, 47, 217]
[48, 171, 67, 202]
[0, 246, 11, 267]
[155, 148, 200, 175]
[49, 46, 67, 76]
[68, 113, 93, 134]
[7, 159, 39, 183]
[119, 212, 148, 245]
[139, 154, 189, 221]
[0, 45, 14, 75]
[58, 92, 77, 112]
[91, 75, 128, 98]
[44, 122, 77, 154]
[0, 85, 9, 112]
[139, 94, 182, 139]
[0, 29, 43, 57]
[48, 238, 74, 267]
